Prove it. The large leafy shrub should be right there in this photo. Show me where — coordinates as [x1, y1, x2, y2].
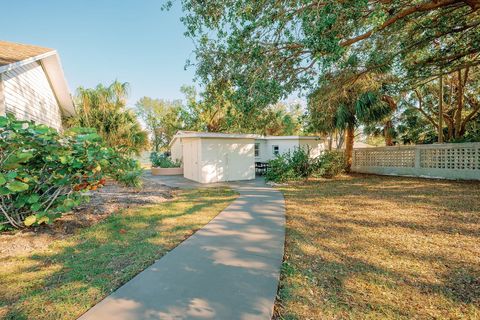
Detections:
[150, 152, 181, 168]
[265, 153, 297, 183]
[314, 151, 346, 178]
[266, 148, 346, 182]
[0, 116, 142, 229]
[266, 148, 312, 182]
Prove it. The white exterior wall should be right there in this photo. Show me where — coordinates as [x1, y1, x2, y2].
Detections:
[182, 138, 202, 182]
[255, 138, 325, 162]
[200, 138, 255, 183]
[254, 140, 270, 162]
[268, 139, 298, 161]
[170, 138, 183, 163]
[1, 61, 63, 131]
[255, 139, 303, 162]
[299, 139, 325, 158]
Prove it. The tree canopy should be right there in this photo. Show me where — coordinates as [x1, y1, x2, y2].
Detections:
[171, 0, 480, 151]
[135, 97, 183, 151]
[178, 0, 480, 109]
[66, 81, 149, 155]
[135, 85, 304, 149]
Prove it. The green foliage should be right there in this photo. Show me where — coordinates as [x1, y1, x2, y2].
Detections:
[266, 149, 309, 183]
[315, 151, 346, 178]
[177, 85, 303, 135]
[178, 0, 479, 112]
[265, 155, 298, 183]
[308, 73, 392, 131]
[136, 85, 303, 149]
[177, 1, 479, 147]
[266, 148, 346, 183]
[135, 97, 184, 151]
[0, 115, 142, 229]
[150, 152, 181, 168]
[66, 80, 148, 155]
[259, 103, 303, 136]
[108, 154, 143, 188]
[399, 66, 480, 143]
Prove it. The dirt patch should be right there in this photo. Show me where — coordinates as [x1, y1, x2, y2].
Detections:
[0, 178, 173, 258]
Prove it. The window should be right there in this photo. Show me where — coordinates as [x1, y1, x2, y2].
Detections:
[255, 143, 260, 157]
[272, 145, 280, 156]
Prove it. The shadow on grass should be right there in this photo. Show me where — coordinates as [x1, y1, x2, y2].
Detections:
[0, 188, 236, 320]
[276, 174, 480, 319]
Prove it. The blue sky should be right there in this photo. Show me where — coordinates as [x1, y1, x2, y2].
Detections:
[1, 0, 196, 106]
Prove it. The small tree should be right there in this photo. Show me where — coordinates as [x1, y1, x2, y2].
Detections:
[309, 74, 392, 170]
[135, 97, 183, 151]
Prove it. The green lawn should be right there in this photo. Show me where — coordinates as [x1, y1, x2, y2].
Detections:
[0, 188, 236, 320]
[275, 174, 480, 320]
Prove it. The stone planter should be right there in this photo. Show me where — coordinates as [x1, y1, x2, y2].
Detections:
[151, 167, 183, 176]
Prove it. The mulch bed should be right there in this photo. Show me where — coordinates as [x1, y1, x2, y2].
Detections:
[0, 178, 173, 258]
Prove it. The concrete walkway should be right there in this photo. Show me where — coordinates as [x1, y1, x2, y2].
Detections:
[79, 176, 285, 320]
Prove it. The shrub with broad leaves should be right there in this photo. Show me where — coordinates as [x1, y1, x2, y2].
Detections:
[266, 147, 346, 183]
[315, 151, 346, 178]
[0, 115, 142, 229]
[150, 152, 181, 168]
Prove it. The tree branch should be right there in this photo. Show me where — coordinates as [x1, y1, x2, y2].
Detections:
[340, 0, 464, 47]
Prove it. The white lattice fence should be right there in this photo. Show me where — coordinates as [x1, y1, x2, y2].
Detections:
[352, 142, 480, 180]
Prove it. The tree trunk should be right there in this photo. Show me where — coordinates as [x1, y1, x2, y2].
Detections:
[336, 129, 345, 149]
[438, 73, 444, 143]
[345, 124, 355, 172]
[454, 72, 462, 139]
[446, 118, 454, 141]
[454, 68, 467, 139]
[384, 120, 394, 146]
[328, 132, 333, 151]
[382, 95, 397, 146]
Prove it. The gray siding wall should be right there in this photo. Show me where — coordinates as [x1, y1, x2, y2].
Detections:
[2, 61, 62, 130]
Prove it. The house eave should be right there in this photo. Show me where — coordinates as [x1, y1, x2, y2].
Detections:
[0, 50, 75, 117]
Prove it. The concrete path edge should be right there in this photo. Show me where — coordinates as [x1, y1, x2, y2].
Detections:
[79, 176, 285, 320]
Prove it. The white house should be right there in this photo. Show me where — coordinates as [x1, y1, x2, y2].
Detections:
[0, 40, 75, 130]
[254, 136, 324, 162]
[169, 131, 325, 183]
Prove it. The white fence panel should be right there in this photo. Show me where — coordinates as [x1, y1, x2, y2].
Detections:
[352, 142, 480, 180]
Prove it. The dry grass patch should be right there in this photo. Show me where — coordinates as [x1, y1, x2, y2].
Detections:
[0, 188, 236, 320]
[275, 174, 480, 320]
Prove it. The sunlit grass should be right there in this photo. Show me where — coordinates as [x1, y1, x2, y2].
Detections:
[0, 188, 236, 320]
[275, 174, 480, 320]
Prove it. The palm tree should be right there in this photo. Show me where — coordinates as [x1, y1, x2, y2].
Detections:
[308, 73, 392, 171]
[66, 81, 148, 155]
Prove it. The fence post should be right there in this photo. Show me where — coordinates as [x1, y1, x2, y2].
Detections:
[414, 147, 421, 169]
